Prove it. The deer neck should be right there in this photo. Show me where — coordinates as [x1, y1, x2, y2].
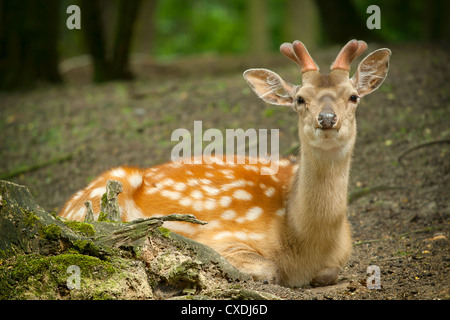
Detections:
[285, 142, 353, 243]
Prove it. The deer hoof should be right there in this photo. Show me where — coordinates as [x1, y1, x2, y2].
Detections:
[311, 267, 340, 287]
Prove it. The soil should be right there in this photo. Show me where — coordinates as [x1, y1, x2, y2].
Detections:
[1, 42, 449, 300]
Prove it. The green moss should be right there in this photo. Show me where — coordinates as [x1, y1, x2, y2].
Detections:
[157, 227, 171, 239]
[98, 211, 107, 222]
[0, 253, 117, 299]
[71, 239, 101, 257]
[63, 220, 96, 237]
[21, 208, 39, 227]
[41, 224, 62, 240]
[100, 194, 108, 209]
[97, 211, 116, 223]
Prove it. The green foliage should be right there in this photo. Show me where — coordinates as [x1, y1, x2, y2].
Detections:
[154, 0, 248, 56]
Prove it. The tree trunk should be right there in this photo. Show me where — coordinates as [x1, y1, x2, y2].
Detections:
[0, 0, 62, 91]
[247, 0, 269, 56]
[81, 0, 142, 82]
[111, 0, 142, 79]
[81, 0, 110, 82]
[284, 0, 320, 48]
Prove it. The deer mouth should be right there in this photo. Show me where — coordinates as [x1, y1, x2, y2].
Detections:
[316, 127, 339, 139]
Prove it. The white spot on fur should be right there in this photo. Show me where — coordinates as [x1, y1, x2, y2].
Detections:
[192, 201, 203, 211]
[260, 167, 275, 176]
[124, 199, 143, 220]
[128, 173, 143, 188]
[222, 180, 246, 191]
[219, 196, 232, 207]
[233, 189, 252, 200]
[244, 165, 259, 172]
[234, 231, 248, 240]
[187, 178, 199, 187]
[161, 189, 181, 200]
[67, 206, 85, 220]
[204, 198, 216, 210]
[199, 178, 211, 184]
[236, 217, 246, 223]
[213, 231, 233, 240]
[169, 161, 182, 168]
[246, 207, 263, 221]
[270, 175, 279, 182]
[275, 208, 286, 217]
[153, 173, 165, 180]
[205, 219, 221, 229]
[160, 178, 174, 187]
[173, 182, 187, 191]
[110, 168, 127, 178]
[249, 233, 265, 240]
[90, 186, 106, 198]
[164, 221, 197, 235]
[179, 197, 192, 207]
[221, 210, 236, 220]
[72, 190, 84, 201]
[190, 190, 203, 200]
[219, 169, 234, 179]
[202, 185, 220, 196]
[145, 187, 158, 195]
[264, 187, 275, 197]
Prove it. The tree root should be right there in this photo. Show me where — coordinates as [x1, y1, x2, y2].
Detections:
[397, 139, 450, 166]
[348, 185, 403, 204]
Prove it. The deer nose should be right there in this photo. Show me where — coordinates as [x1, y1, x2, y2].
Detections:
[318, 112, 337, 129]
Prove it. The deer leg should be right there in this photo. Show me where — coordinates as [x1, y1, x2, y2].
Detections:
[311, 267, 340, 287]
[224, 250, 280, 284]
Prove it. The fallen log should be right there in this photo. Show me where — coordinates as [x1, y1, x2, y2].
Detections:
[0, 180, 256, 300]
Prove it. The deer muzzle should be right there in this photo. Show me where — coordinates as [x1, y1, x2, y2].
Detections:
[318, 112, 337, 130]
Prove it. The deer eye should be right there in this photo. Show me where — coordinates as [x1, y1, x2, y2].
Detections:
[349, 95, 359, 103]
[297, 96, 305, 104]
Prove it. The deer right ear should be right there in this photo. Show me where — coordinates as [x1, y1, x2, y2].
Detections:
[243, 68, 296, 106]
[351, 48, 391, 97]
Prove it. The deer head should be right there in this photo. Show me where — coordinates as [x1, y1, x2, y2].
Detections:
[243, 40, 391, 154]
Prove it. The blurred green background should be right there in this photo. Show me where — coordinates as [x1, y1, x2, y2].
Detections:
[0, 0, 449, 90]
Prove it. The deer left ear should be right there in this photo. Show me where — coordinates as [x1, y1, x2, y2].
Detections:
[243, 68, 296, 106]
[351, 48, 391, 97]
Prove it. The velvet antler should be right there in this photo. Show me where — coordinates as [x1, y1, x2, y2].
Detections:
[331, 39, 367, 71]
[280, 40, 319, 73]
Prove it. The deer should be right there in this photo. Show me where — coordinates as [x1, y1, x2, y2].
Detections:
[59, 39, 391, 287]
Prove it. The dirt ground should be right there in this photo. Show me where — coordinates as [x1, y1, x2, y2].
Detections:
[1, 42, 449, 300]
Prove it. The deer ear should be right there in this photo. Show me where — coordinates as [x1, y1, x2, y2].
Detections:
[351, 48, 391, 97]
[243, 68, 296, 106]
